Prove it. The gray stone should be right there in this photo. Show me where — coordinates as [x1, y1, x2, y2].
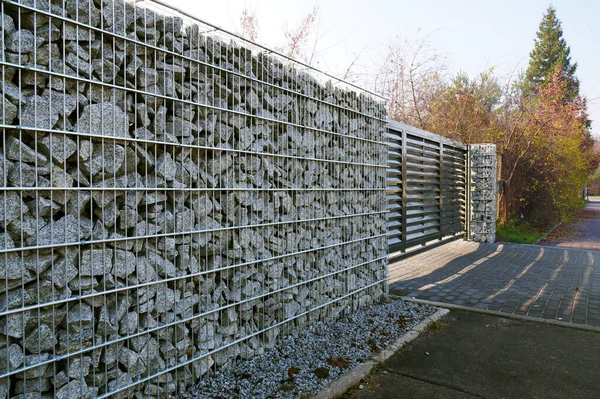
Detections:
[22, 251, 55, 274]
[36, 43, 60, 66]
[157, 15, 184, 35]
[50, 253, 79, 288]
[315, 106, 335, 129]
[0, 377, 9, 398]
[50, 165, 74, 188]
[14, 379, 53, 396]
[83, 142, 126, 175]
[64, 42, 90, 61]
[92, 58, 120, 82]
[0, 81, 24, 106]
[113, 250, 137, 279]
[0, 344, 24, 372]
[0, 13, 15, 35]
[20, 91, 78, 129]
[156, 152, 177, 181]
[134, 221, 162, 237]
[22, 353, 50, 378]
[69, 276, 98, 294]
[155, 287, 176, 313]
[0, 191, 28, 228]
[75, 103, 130, 137]
[80, 248, 113, 276]
[36, 23, 60, 43]
[0, 233, 14, 250]
[27, 197, 60, 218]
[67, 356, 92, 379]
[28, 214, 82, 246]
[55, 379, 88, 399]
[100, 0, 136, 34]
[66, 303, 94, 330]
[147, 252, 176, 278]
[284, 300, 302, 318]
[175, 209, 195, 231]
[5, 29, 43, 53]
[134, 103, 152, 127]
[206, 154, 234, 175]
[167, 116, 196, 137]
[117, 346, 139, 369]
[5, 136, 47, 164]
[273, 94, 294, 111]
[0, 96, 17, 124]
[119, 312, 139, 335]
[64, 0, 101, 26]
[52, 370, 69, 390]
[24, 324, 55, 352]
[135, 258, 157, 283]
[65, 52, 93, 77]
[137, 67, 158, 87]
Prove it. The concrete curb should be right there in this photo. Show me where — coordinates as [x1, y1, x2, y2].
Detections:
[311, 307, 450, 399]
[402, 297, 600, 333]
[535, 222, 561, 244]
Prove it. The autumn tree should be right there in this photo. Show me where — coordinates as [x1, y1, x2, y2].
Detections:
[498, 66, 591, 223]
[425, 70, 501, 144]
[239, 8, 259, 42]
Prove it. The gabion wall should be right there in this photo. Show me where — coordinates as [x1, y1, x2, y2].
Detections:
[469, 144, 497, 243]
[0, 0, 388, 397]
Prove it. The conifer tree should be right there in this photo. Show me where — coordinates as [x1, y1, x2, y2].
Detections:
[524, 5, 579, 101]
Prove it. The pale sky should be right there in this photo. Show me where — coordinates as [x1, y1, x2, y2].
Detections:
[162, 0, 600, 135]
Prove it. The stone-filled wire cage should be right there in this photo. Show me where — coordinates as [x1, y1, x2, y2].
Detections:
[0, 0, 388, 397]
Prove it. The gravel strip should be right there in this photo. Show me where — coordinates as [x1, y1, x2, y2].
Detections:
[181, 299, 437, 399]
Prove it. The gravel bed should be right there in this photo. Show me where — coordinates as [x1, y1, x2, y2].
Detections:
[181, 299, 437, 399]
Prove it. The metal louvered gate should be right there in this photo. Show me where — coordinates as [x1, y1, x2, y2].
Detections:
[387, 121, 468, 260]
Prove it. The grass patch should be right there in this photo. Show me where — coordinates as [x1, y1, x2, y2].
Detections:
[389, 294, 403, 301]
[496, 222, 547, 244]
[424, 319, 447, 333]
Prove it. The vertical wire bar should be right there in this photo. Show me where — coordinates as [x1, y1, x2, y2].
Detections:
[401, 129, 407, 252]
[439, 142, 444, 240]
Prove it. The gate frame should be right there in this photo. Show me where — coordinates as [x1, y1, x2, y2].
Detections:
[387, 120, 469, 263]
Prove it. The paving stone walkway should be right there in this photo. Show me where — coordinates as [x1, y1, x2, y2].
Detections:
[389, 240, 600, 326]
[541, 196, 600, 250]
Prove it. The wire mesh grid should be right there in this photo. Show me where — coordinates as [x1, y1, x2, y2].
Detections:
[0, 0, 388, 397]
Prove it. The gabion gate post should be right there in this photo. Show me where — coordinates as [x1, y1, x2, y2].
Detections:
[0, 0, 388, 397]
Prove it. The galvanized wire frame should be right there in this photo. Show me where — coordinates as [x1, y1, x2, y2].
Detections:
[0, 0, 387, 397]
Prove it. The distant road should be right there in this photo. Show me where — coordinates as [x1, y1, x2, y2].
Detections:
[540, 196, 600, 250]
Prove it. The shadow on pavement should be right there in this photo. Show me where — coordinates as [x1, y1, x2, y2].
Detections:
[345, 310, 600, 399]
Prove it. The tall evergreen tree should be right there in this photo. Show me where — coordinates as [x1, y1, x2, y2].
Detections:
[524, 5, 579, 101]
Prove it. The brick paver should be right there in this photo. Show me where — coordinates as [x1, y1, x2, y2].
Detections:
[389, 240, 600, 326]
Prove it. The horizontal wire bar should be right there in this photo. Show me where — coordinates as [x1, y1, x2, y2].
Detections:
[93, 277, 387, 399]
[1, 2, 387, 125]
[145, 0, 388, 101]
[0, 123, 387, 169]
[5, 0, 387, 118]
[0, 60, 386, 147]
[0, 233, 387, 318]
[0, 256, 387, 379]
[0, 186, 387, 192]
[0, 210, 387, 256]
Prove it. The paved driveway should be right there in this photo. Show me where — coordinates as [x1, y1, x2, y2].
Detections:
[389, 240, 600, 326]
